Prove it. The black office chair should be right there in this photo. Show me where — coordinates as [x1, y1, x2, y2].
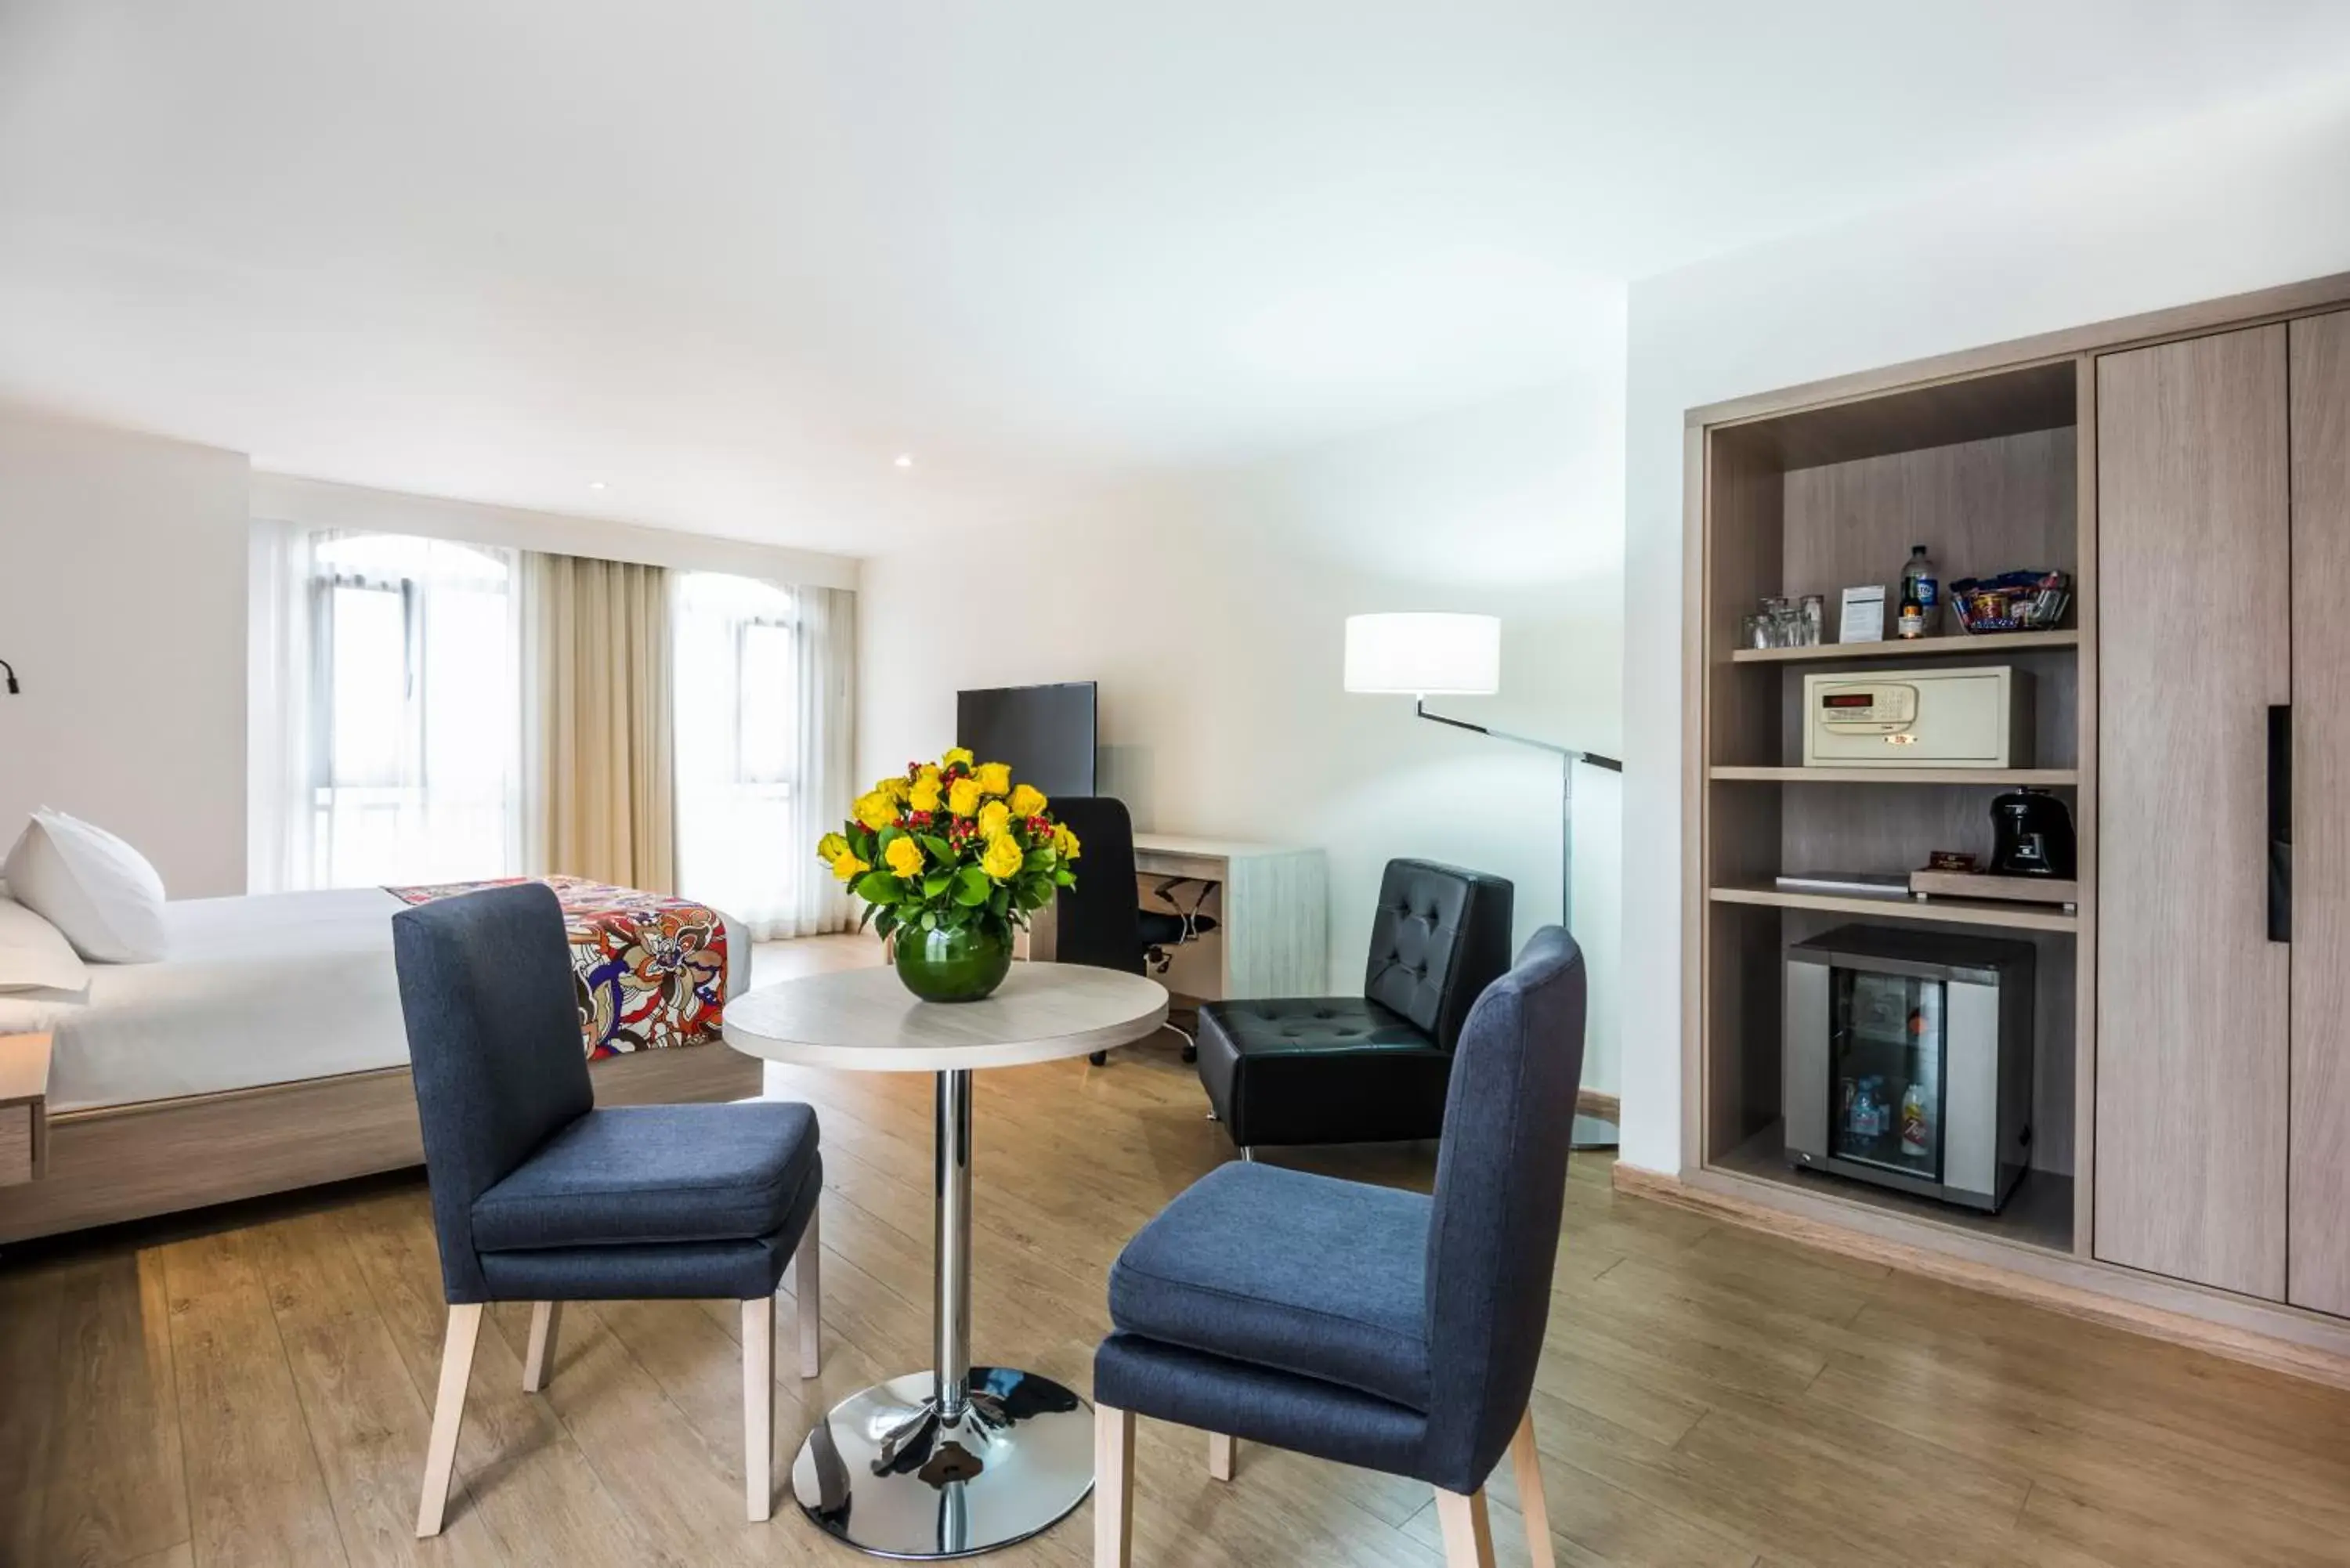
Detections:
[1051, 796, 1201, 1065]
[1144, 876, 1220, 963]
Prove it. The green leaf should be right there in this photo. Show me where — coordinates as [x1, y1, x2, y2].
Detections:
[919, 909, 938, 930]
[954, 867, 991, 906]
[1053, 868, 1076, 887]
[854, 870, 905, 905]
[988, 887, 1010, 917]
[919, 834, 953, 860]
[856, 901, 877, 932]
[875, 909, 899, 938]
[923, 873, 953, 899]
[1022, 847, 1054, 873]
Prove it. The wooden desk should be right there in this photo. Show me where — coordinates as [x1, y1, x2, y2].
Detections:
[1130, 833, 1326, 999]
[1025, 835, 1329, 1002]
[0, 1033, 52, 1184]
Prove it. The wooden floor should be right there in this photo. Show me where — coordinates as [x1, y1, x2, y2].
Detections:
[9, 945, 2350, 1566]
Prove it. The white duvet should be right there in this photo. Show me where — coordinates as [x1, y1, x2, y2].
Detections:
[0, 887, 747, 1114]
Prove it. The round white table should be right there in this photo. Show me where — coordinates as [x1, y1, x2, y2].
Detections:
[723, 961, 1169, 1561]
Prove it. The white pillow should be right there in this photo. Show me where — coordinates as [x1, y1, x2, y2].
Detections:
[3, 808, 168, 963]
[0, 894, 90, 992]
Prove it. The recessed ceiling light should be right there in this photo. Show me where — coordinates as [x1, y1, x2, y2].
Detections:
[587, 479, 607, 491]
[893, 453, 915, 470]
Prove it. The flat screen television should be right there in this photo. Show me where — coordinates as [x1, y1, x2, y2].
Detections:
[956, 682, 1097, 799]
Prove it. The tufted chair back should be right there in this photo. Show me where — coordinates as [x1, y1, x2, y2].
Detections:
[1361, 860, 1515, 1053]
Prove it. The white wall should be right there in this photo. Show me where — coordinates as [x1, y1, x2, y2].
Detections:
[860, 363, 1628, 1092]
[1618, 78, 2350, 1172]
[0, 406, 251, 894]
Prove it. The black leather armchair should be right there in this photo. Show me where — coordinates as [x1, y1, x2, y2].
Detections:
[1194, 859, 1513, 1152]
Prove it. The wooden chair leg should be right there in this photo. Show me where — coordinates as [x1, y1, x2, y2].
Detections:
[521, 1301, 562, 1393]
[743, 1295, 774, 1522]
[794, 1205, 822, 1379]
[415, 1303, 482, 1538]
[1207, 1430, 1235, 1482]
[1434, 1486, 1495, 1568]
[1509, 1407, 1555, 1568]
[1094, 1402, 1135, 1566]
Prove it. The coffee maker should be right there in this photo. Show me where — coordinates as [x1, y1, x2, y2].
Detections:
[1990, 786, 2076, 878]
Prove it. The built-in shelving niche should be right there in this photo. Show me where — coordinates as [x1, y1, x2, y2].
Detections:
[1697, 357, 2088, 1259]
[1699, 898, 2077, 1255]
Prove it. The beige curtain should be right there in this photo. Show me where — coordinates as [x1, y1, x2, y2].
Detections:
[522, 553, 676, 890]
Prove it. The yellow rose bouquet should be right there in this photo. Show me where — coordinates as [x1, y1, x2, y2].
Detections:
[818, 746, 1081, 1001]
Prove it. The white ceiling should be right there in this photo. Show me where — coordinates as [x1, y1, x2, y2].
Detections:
[5, 2, 2350, 553]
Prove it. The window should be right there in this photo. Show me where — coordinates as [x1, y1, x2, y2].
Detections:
[736, 620, 797, 785]
[306, 533, 519, 886]
[674, 572, 801, 929]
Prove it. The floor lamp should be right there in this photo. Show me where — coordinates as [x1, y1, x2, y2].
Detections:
[1343, 612, 1624, 1150]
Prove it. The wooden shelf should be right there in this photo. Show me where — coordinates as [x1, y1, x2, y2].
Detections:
[1712, 359, 2079, 471]
[1730, 630, 2078, 664]
[1709, 883, 2077, 934]
[1713, 1120, 2075, 1257]
[1709, 766, 2078, 786]
[1694, 341, 2098, 1309]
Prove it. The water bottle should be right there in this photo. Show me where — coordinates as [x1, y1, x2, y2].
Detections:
[1900, 546, 1940, 630]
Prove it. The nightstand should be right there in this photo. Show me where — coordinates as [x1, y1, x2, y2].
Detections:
[0, 1033, 50, 1183]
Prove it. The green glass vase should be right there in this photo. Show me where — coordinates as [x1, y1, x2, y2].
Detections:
[895, 919, 1013, 1003]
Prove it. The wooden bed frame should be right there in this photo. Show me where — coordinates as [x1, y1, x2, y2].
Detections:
[0, 1044, 759, 1246]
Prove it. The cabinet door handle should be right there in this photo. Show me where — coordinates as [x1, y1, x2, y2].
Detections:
[2269, 703, 2292, 944]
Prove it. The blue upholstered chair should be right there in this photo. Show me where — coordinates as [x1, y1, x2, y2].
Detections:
[1092, 927, 1586, 1568]
[392, 883, 825, 1537]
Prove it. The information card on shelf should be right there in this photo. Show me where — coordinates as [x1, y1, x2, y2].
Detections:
[1838, 586, 1885, 644]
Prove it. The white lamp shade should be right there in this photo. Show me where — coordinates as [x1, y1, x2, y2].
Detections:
[1343, 612, 1501, 695]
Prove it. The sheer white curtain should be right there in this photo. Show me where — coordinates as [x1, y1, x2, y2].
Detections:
[247, 524, 522, 891]
[248, 518, 319, 892]
[671, 573, 855, 939]
[795, 583, 856, 932]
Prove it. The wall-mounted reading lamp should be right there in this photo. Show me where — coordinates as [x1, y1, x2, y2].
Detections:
[1343, 612, 1622, 1148]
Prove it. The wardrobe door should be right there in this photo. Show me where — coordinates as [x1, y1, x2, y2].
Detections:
[2095, 323, 2291, 1300]
[2292, 310, 2350, 1316]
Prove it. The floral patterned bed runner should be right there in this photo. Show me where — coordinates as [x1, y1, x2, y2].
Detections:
[385, 876, 729, 1059]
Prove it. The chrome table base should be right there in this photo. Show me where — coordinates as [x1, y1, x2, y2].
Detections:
[791, 1368, 1095, 1559]
[791, 1069, 1094, 1557]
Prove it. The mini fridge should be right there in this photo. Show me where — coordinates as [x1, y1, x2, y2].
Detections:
[1782, 925, 2035, 1213]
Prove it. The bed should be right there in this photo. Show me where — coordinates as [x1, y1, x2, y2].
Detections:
[0, 877, 760, 1245]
